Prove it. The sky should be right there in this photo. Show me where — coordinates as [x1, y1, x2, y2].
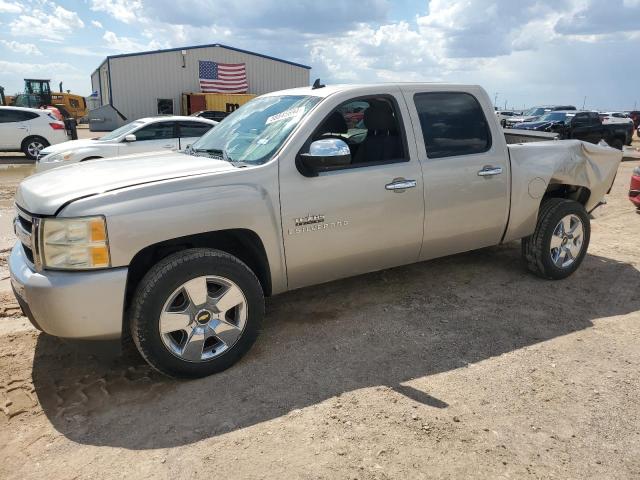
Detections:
[0, 0, 639, 111]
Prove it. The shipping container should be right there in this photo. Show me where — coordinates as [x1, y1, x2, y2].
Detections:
[181, 92, 256, 116]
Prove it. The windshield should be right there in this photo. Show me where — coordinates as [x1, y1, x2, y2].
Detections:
[190, 95, 321, 164]
[100, 121, 144, 141]
[537, 112, 567, 122]
[524, 107, 546, 117]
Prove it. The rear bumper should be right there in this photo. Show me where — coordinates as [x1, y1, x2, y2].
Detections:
[9, 242, 127, 339]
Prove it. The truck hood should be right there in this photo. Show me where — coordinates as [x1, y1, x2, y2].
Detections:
[16, 151, 236, 215]
[40, 138, 115, 155]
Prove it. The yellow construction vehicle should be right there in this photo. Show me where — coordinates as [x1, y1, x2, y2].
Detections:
[12, 79, 87, 120]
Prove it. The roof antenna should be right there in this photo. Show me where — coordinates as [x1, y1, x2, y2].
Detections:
[312, 78, 325, 90]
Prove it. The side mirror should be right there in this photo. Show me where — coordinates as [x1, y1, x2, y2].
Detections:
[296, 138, 351, 177]
[124, 134, 136, 142]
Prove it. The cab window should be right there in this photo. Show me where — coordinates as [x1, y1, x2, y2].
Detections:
[311, 96, 408, 166]
[413, 92, 491, 159]
[134, 122, 176, 141]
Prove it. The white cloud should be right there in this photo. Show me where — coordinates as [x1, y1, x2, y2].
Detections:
[0, 39, 42, 55]
[9, 5, 85, 42]
[0, 60, 79, 76]
[102, 30, 165, 53]
[90, 0, 143, 24]
[0, 0, 22, 14]
[91, 20, 104, 29]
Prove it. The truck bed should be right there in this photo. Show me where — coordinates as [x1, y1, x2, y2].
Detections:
[504, 129, 559, 144]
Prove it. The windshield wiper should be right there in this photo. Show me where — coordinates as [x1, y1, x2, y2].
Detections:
[190, 147, 250, 167]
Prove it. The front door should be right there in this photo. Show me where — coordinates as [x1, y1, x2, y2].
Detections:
[119, 121, 178, 155]
[402, 88, 511, 260]
[279, 93, 425, 289]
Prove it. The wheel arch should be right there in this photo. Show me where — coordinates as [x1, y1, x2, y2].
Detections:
[20, 134, 48, 150]
[541, 183, 591, 206]
[123, 228, 272, 318]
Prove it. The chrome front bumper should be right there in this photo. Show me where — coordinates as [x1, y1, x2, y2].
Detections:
[9, 242, 127, 340]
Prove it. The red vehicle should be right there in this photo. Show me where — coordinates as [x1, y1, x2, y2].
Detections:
[630, 166, 640, 209]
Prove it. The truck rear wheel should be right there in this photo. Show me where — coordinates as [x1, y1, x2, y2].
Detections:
[129, 248, 264, 378]
[521, 198, 590, 280]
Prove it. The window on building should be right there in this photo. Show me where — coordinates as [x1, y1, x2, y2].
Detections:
[157, 99, 174, 115]
[414, 92, 492, 159]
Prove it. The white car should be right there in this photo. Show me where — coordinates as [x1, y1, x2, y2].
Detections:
[0, 106, 69, 159]
[495, 110, 522, 127]
[600, 112, 634, 125]
[37, 116, 217, 172]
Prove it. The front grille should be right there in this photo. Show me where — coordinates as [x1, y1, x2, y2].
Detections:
[14, 206, 36, 267]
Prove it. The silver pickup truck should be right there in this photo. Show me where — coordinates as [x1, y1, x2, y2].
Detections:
[10, 83, 621, 378]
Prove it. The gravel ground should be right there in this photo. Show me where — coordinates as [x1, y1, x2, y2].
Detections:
[0, 139, 639, 479]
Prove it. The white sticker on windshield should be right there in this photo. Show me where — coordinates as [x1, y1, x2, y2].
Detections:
[266, 107, 304, 125]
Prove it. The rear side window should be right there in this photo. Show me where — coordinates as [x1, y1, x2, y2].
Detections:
[178, 121, 213, 138]
[0, 110, 39, 123]
[414, 92, 491, 159]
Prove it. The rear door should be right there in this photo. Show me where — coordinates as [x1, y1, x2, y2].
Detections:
[402, 88, 511, 260]
[569, 113, 594, 142]
[0, 110, 33, 149]
[119, 121, 178, 155]
[177, 121, 215, 149]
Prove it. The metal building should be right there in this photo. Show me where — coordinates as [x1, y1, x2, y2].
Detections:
[89, 43, 311, 130]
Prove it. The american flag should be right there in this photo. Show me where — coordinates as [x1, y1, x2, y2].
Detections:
[199, 60, 248, 93]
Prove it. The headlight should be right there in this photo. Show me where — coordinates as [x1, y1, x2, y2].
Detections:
[40, 216, 110, 270]
[41, 151, 73, 163]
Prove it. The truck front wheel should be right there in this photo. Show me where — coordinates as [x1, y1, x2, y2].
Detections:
[522, 198, 590, 280]
[129, 248, 264, 378]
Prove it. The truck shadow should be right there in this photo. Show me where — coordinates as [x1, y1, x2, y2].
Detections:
[30, 242, 640, 449]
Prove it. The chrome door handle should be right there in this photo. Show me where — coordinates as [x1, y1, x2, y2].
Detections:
[477, 166, 503, 177]
[162, 145, 174, 149]
[385, 179, 417, 191]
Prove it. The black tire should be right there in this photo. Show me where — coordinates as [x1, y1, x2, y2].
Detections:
[21, 136, 49, 160]
[609, 137, 624, 150]
[522, 198, 590, 280]
[130, 248, 264, 378]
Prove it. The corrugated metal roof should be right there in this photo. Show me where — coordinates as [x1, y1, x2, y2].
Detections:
[99, 43, 311, 70]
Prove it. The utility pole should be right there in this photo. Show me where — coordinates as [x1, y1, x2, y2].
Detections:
[582, 96, 587, 110]
[504, 100, 507, 110]
[494, 92, 499, 109]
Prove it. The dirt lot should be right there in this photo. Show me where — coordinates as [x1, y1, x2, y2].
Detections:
[0, 141, 639, 479]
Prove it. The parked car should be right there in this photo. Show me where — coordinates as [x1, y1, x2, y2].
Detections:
[630, 166, 640, 210]
[600, 112, 634, 126]
[626, 110, 640, 130]
[36, 116, 217, 172]
[0, 106, 69, 159]
[505, 105, 576, 128]
[515, 110, 632, 149]
[10, 83, 621, 378]
[191, 110, 228, 122]
[495, 110, 522, 127]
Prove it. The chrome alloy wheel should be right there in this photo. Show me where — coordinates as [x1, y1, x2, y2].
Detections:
[550, 214, 584, 268]
[27, 140, 46, 159]
[159, 275, 247, 362]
